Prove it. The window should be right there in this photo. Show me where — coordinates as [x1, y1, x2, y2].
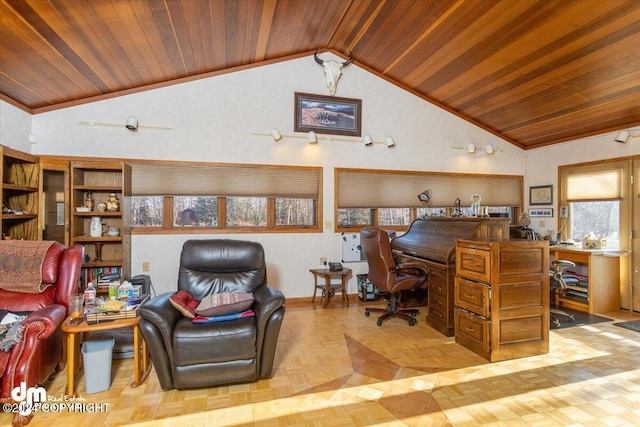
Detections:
[275, 198, 317, 226]
[226, 197, 267, 227]
[378, 208, 411, 226]
[173, 196, 218, 227]
[131, 196, 164, 227]
[336, 168, 522, 232]
[560, 160, 631, 249]
[129, 162, 321, 233]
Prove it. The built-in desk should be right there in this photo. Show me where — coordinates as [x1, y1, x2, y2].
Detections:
[550, 246, 626, 314]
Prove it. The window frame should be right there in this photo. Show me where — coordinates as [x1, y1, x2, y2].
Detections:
[335, 168, 523, 233]
[558, 158, 632, 248]
[129, 161, 322, 235]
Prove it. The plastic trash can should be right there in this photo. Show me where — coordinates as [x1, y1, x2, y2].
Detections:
[82, 338, 115, 394]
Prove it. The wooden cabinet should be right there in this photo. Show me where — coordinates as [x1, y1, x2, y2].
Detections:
[549, 247, 622, 314]
[1, 145, 40, 240]
[70, 160, 129, 292]
[455, 239, 549, 362]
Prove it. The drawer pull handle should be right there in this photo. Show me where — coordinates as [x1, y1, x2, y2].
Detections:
[465, 326, 475, 332]
[465, 294, 474, 299]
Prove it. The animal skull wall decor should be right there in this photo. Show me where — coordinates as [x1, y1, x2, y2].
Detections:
[314, 49, 354, 96]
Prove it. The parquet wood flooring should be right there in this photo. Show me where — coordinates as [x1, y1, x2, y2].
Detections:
[10, 299, 640, 427]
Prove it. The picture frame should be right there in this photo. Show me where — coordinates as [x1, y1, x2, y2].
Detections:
[529, 185, 553, 205]
[294, 92, 362, 136]
[528, 208, 553, 217]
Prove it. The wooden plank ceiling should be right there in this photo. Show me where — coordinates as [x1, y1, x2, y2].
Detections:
[1, 0, 639, 149]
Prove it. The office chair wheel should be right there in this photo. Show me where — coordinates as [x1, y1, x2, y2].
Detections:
[408, 318, 416, 326]
[365, 311, 371, 317]
[377, 319, 383, 326]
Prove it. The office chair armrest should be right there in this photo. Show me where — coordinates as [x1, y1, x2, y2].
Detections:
[395, 262, 427, 276]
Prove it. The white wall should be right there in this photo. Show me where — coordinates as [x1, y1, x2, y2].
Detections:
[0, 101, 32, 152]
[3, 54, 638, 298]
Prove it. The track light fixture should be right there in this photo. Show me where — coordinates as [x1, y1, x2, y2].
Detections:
[614, 130, 630, 143]
[125, 116, 138, 131]
[451, 142, 501, 155]
[252, 130, 397, 148]
[308, 131, 318, 144]
[270, 128, 282, 142]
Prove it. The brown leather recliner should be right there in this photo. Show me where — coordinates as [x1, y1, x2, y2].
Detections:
[138, 239, 285, 390]
[0, 241, 84, 427]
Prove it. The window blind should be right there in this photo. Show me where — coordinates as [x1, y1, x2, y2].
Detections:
[336, 169, 522, 208]
[566, 168, 622, 201]
[130, 163, 320, 198]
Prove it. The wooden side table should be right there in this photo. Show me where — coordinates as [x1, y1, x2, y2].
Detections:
[61, 315, 151, 396]
[310, 268, 352, 307]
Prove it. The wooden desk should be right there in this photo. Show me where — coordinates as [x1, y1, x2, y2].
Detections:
[310, 268, 351, 307]
[61, 315, 151, 396]
[550, 246, 624, 314]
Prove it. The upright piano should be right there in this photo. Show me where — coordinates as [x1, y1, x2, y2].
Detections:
[391, 217, 509, 336]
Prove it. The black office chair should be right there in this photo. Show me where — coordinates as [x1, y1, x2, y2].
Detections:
[549, 260, 577, 327]
[359, 227, 428, 326]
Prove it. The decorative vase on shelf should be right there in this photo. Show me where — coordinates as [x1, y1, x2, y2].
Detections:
[106, 193, 120, 212]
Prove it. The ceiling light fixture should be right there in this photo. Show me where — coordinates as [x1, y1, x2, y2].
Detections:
[385, 136, 396, 148]
[363, 134, 373, 147]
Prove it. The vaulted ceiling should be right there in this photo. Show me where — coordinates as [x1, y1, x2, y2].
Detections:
[1, 0, 639, 149]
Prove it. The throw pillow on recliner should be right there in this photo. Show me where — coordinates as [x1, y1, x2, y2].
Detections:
[196, 292, 254, 317]
[169, 290, 200, 318]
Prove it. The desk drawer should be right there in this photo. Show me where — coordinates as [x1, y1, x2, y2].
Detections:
[455, 308, 490, 354]
[456, 245, 491, 283]
[455, 277, 490, 317]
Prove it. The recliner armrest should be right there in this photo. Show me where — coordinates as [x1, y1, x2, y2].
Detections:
[138, 292, 182, 357]
[20, 305, 66, 341]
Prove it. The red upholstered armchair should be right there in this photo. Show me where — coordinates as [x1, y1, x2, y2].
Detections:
[0, 241, 84, 427]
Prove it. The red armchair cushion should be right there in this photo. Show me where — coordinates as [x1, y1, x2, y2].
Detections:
[169, 291, 200, 318]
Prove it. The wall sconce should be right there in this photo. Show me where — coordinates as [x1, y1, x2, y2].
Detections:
[308, 131, 318, 144]
[270, 128, 282, 142]
[125, 116, 138, 132]
[385, 136, 396, 148]
[363, 134, 373, 147]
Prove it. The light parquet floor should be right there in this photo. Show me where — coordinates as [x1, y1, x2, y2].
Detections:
[11, 299, 640, 427]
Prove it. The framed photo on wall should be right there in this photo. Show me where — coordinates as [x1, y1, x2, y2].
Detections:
[529, 208, 553, 217]
[294, 92, 362, 136]
[529, 185, 553, 205]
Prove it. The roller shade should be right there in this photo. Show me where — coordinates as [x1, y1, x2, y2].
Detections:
[130, 163, 320, 198]
[337, 169, 522, 208]
[567, 168, 623, 201]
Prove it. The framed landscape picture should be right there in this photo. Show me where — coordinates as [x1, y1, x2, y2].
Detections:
[529, 185, 553, 205]
[294, 92, 361, 136]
